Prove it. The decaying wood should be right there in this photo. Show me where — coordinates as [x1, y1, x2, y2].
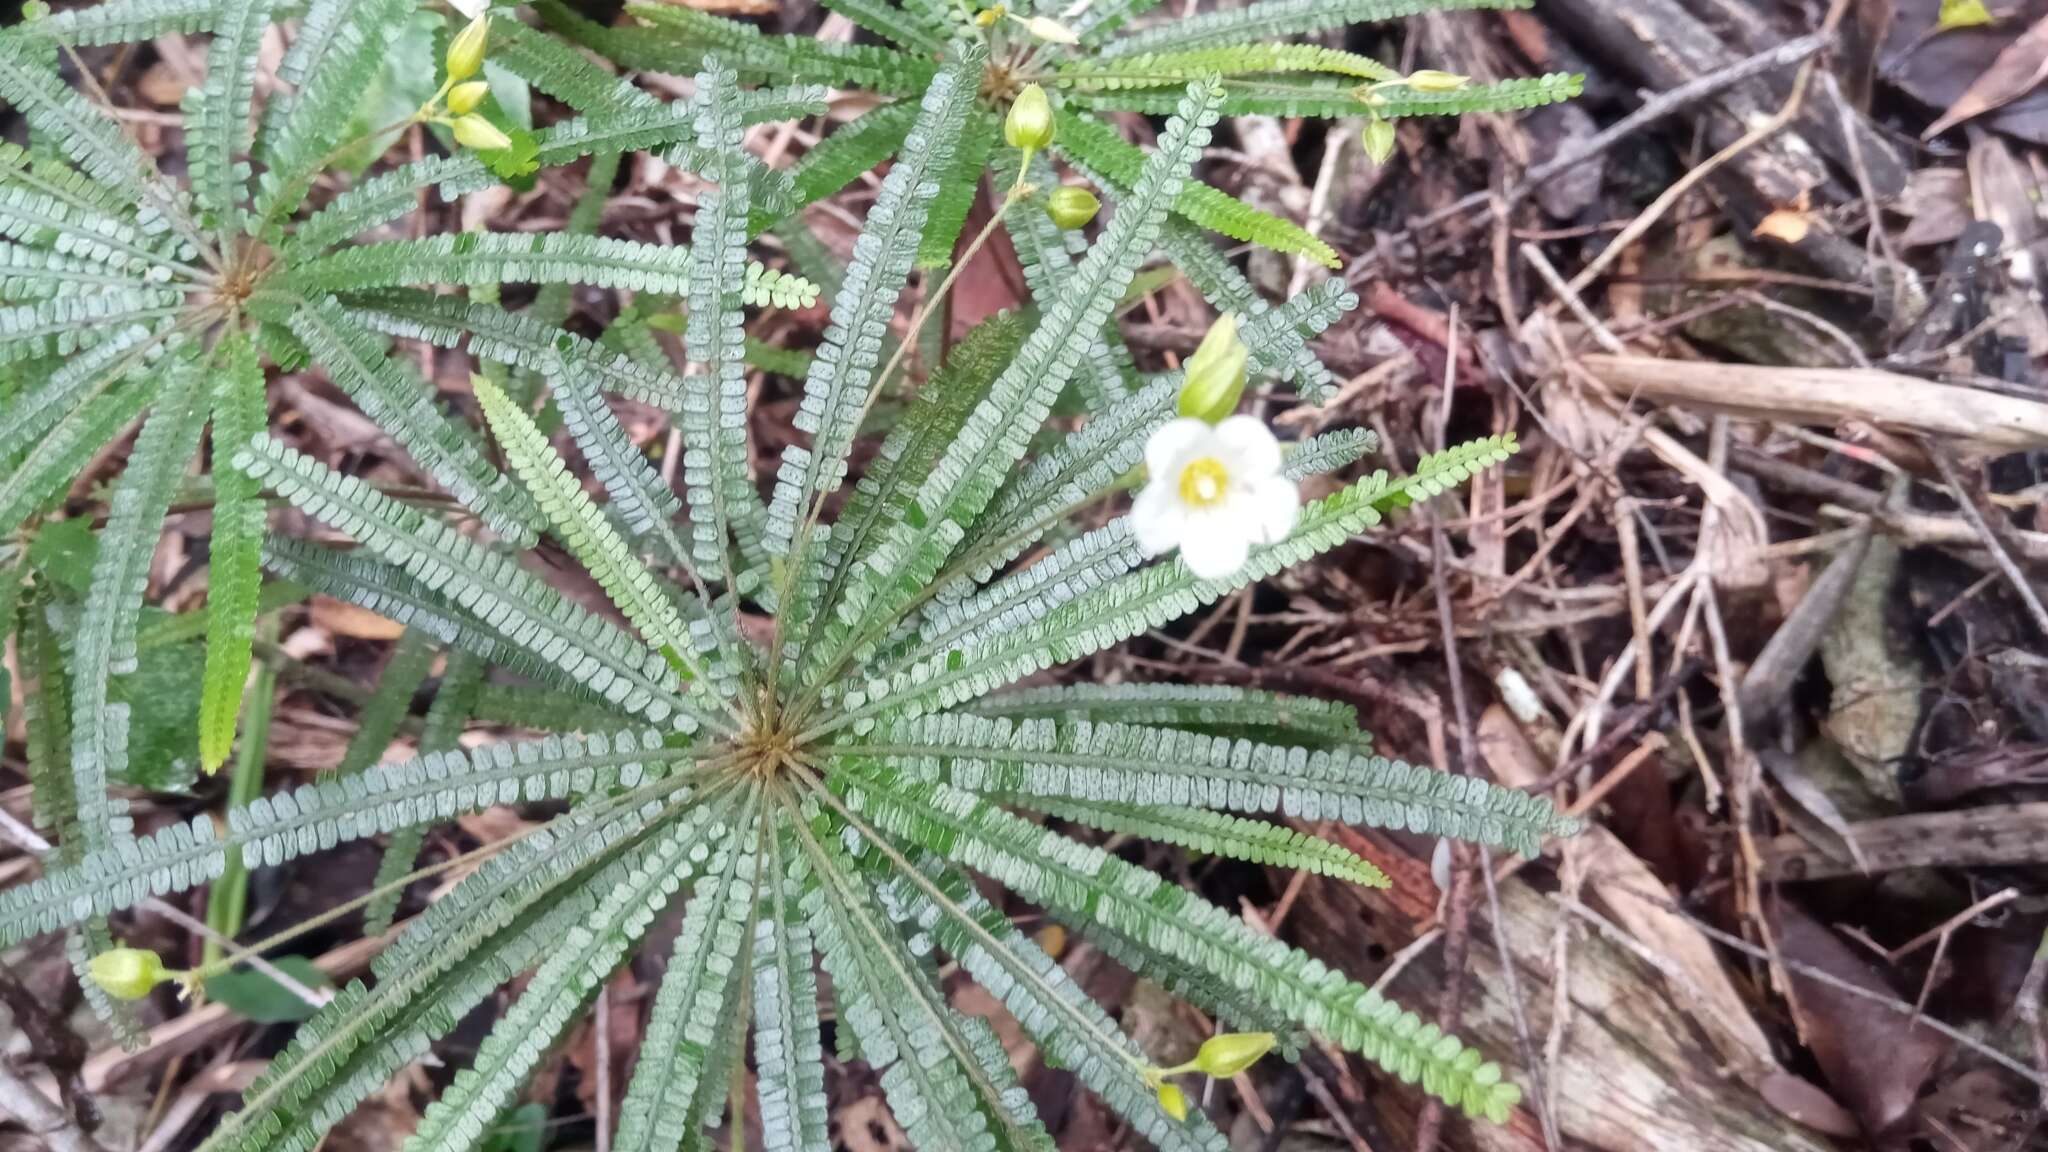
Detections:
[1760, 801, 2048, 880]
[1580, 354, 2048, 451]
[1291, 827, 1841, 1152]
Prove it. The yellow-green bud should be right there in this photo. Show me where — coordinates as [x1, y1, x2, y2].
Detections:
[1193, 1032, 1276, 1078]
[451, 114, 512, 152]
[1403, 69, 1469, 93]
[1360, 117, 1396, 166]
[1045, 186, 1100, 230]
[446, 13, 490, 82]
[89, 947, 170, 1001]
[975, 4, 1005, 24]
[1156, 1081, 1189, 1121]
[1021, 14, 1079, 43]
[446, 80, 491, 116]
[1005, 84, 1053, 152]
[1176, 313, 1248, 423]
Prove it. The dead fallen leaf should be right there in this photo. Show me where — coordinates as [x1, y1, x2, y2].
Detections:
[1753, 206, 1816, 244]
[1896, 168, 1973, 248]
[1924, 13, 2048, 137]
[310, 594, 407, 641]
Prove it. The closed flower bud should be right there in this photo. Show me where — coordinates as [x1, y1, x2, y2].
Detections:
[1176, 313, 1248, 424]
[1005, 84, 1053, 152]
[446, 80, 490, 116]
[1193, 1031, 1276, 1078]
[1360, 117, 1396, 166]
[451, 114, 512, 152]
[446, 13, 489, 82]
[1403, 69, 1469, 92]
[89, 947, 170, 1001]
[1045, 185, 1099, 229]
[975, 5, 1005, 24]
[1156, 1081, 1189, 1121]
[1022, 14, 1080, 43]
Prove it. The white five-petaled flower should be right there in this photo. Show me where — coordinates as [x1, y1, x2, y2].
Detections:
[1132, 416, 1298, 580]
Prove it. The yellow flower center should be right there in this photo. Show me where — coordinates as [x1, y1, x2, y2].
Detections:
[1177, 457, 1230, 508]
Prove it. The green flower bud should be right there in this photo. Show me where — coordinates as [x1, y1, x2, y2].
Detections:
[1404, 69, 1469, 92]
[1176, 313, 1248, 423]
[1193, 1031, 1275, 1078]
[1156, 1081, 1189, 1121]
[446, 13, 490, 82]
[1361, 117, 1396, 166]
[1005, 84, 1053, 152]
[89, 947, 170, 1001]
[1045, 186, 1100, 230]
[446, 80, 491, 116]
[451, 114, 512, 152]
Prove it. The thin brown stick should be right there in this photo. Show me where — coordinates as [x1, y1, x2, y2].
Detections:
[1931, 448, 2048, 639]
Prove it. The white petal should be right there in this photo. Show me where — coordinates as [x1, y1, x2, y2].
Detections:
[1130, 480, 1187, 557]
[1213, 415, 1283, 477]
[1144, 418, 1213, 478]
[1245, 475, 1300, 544]
[1179, 517, 1250, 579]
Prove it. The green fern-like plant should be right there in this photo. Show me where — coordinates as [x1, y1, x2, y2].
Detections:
[3, 53, 1577, 1152]
[538, 0, 1579, 354]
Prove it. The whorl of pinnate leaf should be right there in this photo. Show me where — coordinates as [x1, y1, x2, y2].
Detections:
[865, 859, 1231, 1152]
[0, 182, 178, 278]
[290, 233, 697, 296]
[753, 829, 831, 1152]
[66, 354, 207, 857]
[254, 0, 412, 221]
[287, 295, 539, 544]
[802, 80, 1224, 688]
[0, 378, 152, 540]
[610, 796, 762, 1152]
[4, 0, 221, 45]
[1051, 105, 1338, 269]
[762, 48, 982, 559]
[679, 64, 770, 583]
[198, 332, 267, 774]
[749, 100, 917, 237]
[917, 108, 998, 270]
[201, 797, 697, 1152]
[860, 436, 1519, 720]
[0, 243, 171, 298]
[1057, 44, 1396, 89]
[1030, 800, 1389, 886]
[835, 712, 1576, 855]
[1092, 73, 1585, 120]
[1369, 73, 1585, 118]
[402, 800, 740, 1152]
[542, 356, 686, 540]
[557, 1, 938, 96]
[0, 321, 166, 450]
[259, 538, 568, 687]
[993, 149, 1135, 409]
[188, 0, 273, 232]
[0, 290, 184, 366]
[1102, 0, 1532, 56]
[820, 0, 946, 52]
[0, 730, 692, 950]
[0, 34, 174, 217]
[961, 682, 1373, 752]
[1156, 219, 1340, 397]
[800, 818, 1052, 1152]
[349, 293, 697, 412]
[474, 374, 703, 680]
[834, 769, 1527, 1122]
[231, 438, 696, 727]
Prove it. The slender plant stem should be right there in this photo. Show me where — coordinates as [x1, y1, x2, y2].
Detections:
[202, 618, 277, 969]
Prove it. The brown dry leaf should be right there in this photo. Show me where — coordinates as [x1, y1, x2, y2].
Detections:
[1924, 13, 2048, 137]
[310, 594, 408, 640]
[1771, 904, 1949, 1135]
[1897, 168, 1973, 248]
[1753, 206, 1817, 245]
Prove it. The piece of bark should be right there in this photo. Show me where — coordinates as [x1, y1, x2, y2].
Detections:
[1760, 801, 2048, 880]
[1289, 829, 1843, 1152]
